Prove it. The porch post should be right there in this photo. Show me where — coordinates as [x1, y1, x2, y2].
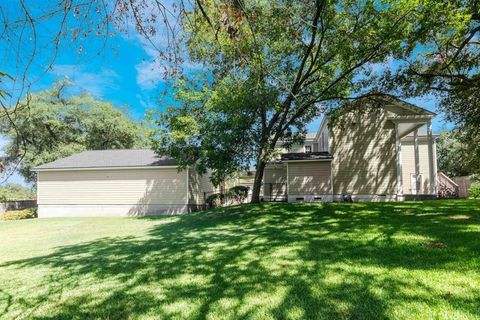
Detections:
[427, 121, 437, 195]
[395, 123, 403, 198]
[413, 129, 420, 194]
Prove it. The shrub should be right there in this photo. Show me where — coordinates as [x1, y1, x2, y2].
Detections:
[227, 186, 249, 203]
[206, 193, 225, 208]
[1, 208, 37, 221]
[470, 174, 480, 183]
[468, 182, 480, 199]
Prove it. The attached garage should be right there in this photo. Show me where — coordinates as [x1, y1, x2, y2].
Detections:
[34, 149, 214, 217]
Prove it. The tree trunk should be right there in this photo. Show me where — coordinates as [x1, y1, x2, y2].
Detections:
[251, 159, 267, 203]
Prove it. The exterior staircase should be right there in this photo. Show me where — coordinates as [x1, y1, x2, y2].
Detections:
[437, 171, 459, 198]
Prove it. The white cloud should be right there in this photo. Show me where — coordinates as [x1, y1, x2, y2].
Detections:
[117, 2, 204, 90]
[134, 49, 205, 90]
[135, 59, 167, 90]
[50, 64, 119, 97]
[135, 93, 156, 110]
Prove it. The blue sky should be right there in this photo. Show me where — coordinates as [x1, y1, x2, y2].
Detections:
[0, 28, 451, 130]
[0, 2, 452, 185]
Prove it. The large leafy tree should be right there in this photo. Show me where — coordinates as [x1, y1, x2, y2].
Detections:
[0, 82, 148, 183]
[437, 130, 479, 177]
[150, 76, 275, 186]
[151, 0, 467, 202]
[381, 0, 480, 174]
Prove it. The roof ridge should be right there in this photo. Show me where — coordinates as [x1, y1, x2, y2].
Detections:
[33, 149, 175, 171]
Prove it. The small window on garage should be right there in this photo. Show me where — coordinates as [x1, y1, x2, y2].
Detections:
[305, 145, 312, 153]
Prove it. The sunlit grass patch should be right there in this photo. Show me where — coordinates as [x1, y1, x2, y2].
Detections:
[0, 199, 479, 319]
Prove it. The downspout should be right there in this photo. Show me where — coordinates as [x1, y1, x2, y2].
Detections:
[395, 122, 404, 200]
[286, 163, 289, 202]
[330, 160, 334, 202]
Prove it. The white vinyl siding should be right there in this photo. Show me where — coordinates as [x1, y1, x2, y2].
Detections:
[37, 168, 188, 205]
[320, 131, 329, 152]
[288, 144, 306, 153]
[401, 139, 432, 194]
[264, 166, 287, 199]
[288, 162, 331, 195]
[330, 109, 397, 195]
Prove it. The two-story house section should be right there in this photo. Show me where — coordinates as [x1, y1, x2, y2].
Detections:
[264, 94, 439, 202]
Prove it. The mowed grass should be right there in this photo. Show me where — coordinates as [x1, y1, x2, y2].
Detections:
[0, 200, 479, 319]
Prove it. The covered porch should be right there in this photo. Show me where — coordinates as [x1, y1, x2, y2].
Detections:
[390, 114, 438, 200]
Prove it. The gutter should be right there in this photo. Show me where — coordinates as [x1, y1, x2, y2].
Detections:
[33, 165, 179, 172]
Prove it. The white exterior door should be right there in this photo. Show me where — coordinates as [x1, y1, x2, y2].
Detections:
[410, 173, 423, 194]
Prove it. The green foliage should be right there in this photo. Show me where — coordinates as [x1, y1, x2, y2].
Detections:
[1, 208, 37, 220]
[150, 76, 269, 186]
[206, 186, 249, 208]
[0, 183, 35, 201]
[153, 0, 465, 201]
[205, 193, 225, 208]
[469, 183, 480, 199]
[0, 71, 13, 100]
[0, 81, 149, 182]
[429, 92, 480, 177]
[377, 1, 479, 169]
[470, 174, 480, 183]
[437, 131, 479, 177]
[227, 185, 249, 203]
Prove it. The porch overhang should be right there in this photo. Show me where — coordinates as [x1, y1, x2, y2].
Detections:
[391, 114, 438, 199]
[388, 114, 434, 138]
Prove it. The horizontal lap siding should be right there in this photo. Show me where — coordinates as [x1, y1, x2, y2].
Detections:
[38, 168, 187, 205]
[331, 109, 397, 195]
[401, 141, 432, 194]
[264, 166, 287, 197]
[288, 162, 331, 195]
[188, 169, 216, 205]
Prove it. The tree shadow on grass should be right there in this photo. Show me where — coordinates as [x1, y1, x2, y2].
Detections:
[1, 200, 479, 319]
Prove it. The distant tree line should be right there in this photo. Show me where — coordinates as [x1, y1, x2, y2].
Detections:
[0, 81, 149, 183]
[0, 183, 35, 201]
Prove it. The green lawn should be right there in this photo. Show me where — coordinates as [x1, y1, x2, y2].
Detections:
[1, 200, 479, 319]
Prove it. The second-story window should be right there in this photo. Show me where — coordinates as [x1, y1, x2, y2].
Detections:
[305, 145, 312, 153]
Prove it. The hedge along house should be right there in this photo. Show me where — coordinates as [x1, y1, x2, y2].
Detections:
[263, 95, 440, 202]
[34, 149, 215, 217]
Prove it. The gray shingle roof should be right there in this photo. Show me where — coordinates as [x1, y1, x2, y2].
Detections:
[34, 149, 176, 170]
[281, 152, 333, 161]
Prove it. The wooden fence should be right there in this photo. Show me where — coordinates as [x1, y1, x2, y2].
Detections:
[452, 176, 472, 198]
